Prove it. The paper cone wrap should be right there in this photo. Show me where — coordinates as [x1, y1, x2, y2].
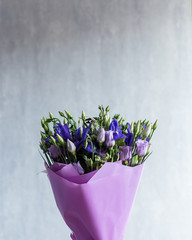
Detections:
[46, 161, 144, 240]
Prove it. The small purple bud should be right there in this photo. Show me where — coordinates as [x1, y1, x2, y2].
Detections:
[119, 146, 132, 161]
[105, 130, 115, 148]
[48, 145, 59, 158]
[97, 128, 105, 144]
[136, 139, 151, 157]
[73, 162, 84, 175]
[67, 139, 76, 153]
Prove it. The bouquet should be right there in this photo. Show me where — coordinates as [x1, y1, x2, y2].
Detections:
[40, 106, 157, 240]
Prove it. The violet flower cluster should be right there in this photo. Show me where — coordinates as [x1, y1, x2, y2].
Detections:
[40, 106, 157, 173]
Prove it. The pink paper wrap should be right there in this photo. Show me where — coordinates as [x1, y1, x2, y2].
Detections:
[46, 161, 144, 240]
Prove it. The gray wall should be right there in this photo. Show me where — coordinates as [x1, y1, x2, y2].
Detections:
[0, 0, 192, 239]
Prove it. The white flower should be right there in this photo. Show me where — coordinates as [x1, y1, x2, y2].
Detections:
[67, 139, 76, 153]
[97, 128, 105, 144]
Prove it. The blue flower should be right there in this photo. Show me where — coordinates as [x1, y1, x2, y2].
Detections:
[125, 123, 134, 146]
[75, 125, 97, 153]
[55, 123, 71, 142]
[84, 140, 97, 153]
[109, 118, 126, 140]
[74, 127, 89, 150]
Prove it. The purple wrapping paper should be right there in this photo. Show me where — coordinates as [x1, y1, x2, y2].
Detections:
[46, 161, 144, 240]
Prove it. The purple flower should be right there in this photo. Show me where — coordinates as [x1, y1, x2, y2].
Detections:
[105, 130, 115, 148]
[85, 141, 97, 153]
[97, 128, 105, 144]
[73, 162, 84, 175]
[74, 127, 90, 150]
[48, 145, 59, 158]
[119, 146, 132, 161]
[125, 123, 134, 146]
[136, 139, 150, 157]
[55, 123, 71, 142]
[109, 118, 126, 140]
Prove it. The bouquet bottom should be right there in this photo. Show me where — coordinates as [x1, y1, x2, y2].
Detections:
[46, 161, 144, 240]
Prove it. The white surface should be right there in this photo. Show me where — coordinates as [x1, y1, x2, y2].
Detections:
[0, 0, 192, 239]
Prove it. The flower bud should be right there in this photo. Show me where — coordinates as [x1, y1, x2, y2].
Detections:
[104, 113, 109, 123]
[41, 132, 47, 140]
[63, 118, 67, 125]
[107, 117, 112, 127]
[119, 146, 132, 161]
[59, 111, 65, 117]
[106, 106, 110, 112]
[65, 110, 73, 119]
[146, 120, 150, 126]
[132, 155, 138, 165]
[114, 114, 120, 120]
[130, 122, 134, 133]
[82, 111, 86, 121]
[136, 139, 150, 157]
[42, 123, 49, 133]
[50, 136, 57, 146]
[84, 139, 88, 149]
[143, 124, 151, 138]
[88, 158, 93, 167]
[48, 145, 59, 158]
[41, 118, 45, 128]
[56, 134, 65, 146]
[146, 144, 151, 155]
[67, 139, 76, 154]
[105, 130, 115, 148]
[97, 128, 105, 144]
[49, 112, 54, 119]
[153, 120, 158, 130]
[135, 120, 141, 135]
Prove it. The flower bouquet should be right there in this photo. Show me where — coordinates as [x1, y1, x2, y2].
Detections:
[40, 106, 157, 240]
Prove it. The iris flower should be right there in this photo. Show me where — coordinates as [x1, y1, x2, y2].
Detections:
[55, 123, 71, 142]
[109, 118, 126, 140]
[74, 127, 89, 150]
[125, 123, 134, 146]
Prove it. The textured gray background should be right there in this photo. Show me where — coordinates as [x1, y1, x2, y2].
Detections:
[0, 0, 192, 239]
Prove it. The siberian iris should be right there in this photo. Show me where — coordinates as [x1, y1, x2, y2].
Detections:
[55, 123, 71, 142]
[74, 127, 89, 150]
[125, 123, 134, 146]
[109, 118, 126, 140]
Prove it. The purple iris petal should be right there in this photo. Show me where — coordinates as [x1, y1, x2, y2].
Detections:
[125, 123, 133, 146]
[125, 133, 134, 146]
[127, 123, 131, 134]
[55, 123, 71, 142]
[109, 118, 126, 140]
[84, 141, 97, 153]
[75, 127, 82, 139]
[74, 127, 90, 150]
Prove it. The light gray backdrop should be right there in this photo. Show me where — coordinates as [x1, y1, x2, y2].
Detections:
[0, 0, 192, 239]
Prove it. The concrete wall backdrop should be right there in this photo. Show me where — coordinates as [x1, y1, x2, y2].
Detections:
[0, 0, 192, 239]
